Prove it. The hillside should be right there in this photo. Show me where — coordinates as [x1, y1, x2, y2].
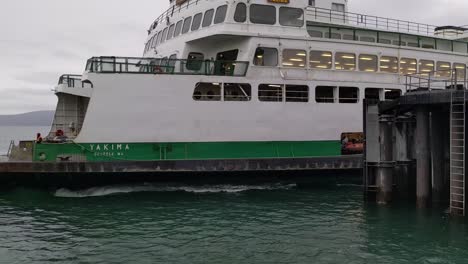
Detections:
[0, 111, 55, 126]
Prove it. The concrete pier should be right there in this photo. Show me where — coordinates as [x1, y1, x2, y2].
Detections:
[376, 115, 394, 204]
[415, 106, 431, 208]
[431, 110, 447, 203]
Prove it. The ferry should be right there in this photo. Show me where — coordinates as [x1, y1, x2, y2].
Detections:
[29, 0, 468, 162]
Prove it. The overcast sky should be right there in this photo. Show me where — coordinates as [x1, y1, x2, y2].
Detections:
[0, 0, 467, 114]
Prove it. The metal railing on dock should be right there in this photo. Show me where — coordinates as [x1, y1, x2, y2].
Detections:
[405, 68, 468, 92]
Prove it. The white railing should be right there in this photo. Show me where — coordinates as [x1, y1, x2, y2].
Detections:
[306, 7, 440, 37]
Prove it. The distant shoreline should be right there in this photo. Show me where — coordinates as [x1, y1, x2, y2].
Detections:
[0, 110, 54, 127]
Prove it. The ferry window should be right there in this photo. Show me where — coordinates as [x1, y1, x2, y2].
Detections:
[359, 54, 378, 72]
[191, 13, 203, 31]
[385, 89, 401, 100]
[436, 39, 452, 52]
[420, 37, 435, 49]
[150, 36, 157, 49]
[258, 84, 283, 102]
[308, 30, 323, 38]
[161, 27, 168, 43]
[286, 85, 309, 102]
[380, 56, 398, 73]
[335, 52, 356, 71]
[454, 63, 467, 80]
[379, 39, 392, 45]
[436, 61, 451, 77]
[325, 32, 341, 39]
[174, 20, 183, 37]
[419, 60, 435, 75]
[214, 5, 228, 24]
[401, 35, 418, 47]
[339, 87, 359, 103]
[186, 52, 204, 71]
[310, 51, 332, 69]
[182, 17, 192, 34]
[400, 58, 417, 75]
[234, 3, 247, 23]
[360, 36, 375, 43]
[254, 47, 278, 66]
[316, 86, 335, 103]
[156, 31, 163, 45]
[279, 7, 304, 27]
[393, 40, 406, 46]
[193, 83, 222, 101]
[343, 34, 355, 40]
[309, 0, 316, 6]
[167, 24, 175, 40]
[202, 9, 215, 27]
[250, 4, 276, 25]
[453, 41, 467, 53]
[332, 3, 345, 12]
[282, 49, 306, 68]
[224, 83, 252, 101]
[365, 88, 382, 100]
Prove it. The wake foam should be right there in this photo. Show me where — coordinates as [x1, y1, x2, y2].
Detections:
[54, 183, 297, 198]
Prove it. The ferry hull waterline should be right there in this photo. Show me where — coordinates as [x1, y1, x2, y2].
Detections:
[4, 0, 468, 184]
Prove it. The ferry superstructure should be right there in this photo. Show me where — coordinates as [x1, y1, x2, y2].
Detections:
[33, 0, 468, 162]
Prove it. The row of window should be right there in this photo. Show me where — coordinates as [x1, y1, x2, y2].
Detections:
[192, 83, 401, 103]
[145, 4, 228, 52]
[308, 25, 468, 54]
[145, 3, 308, 53]
[253, 47, 467, 78]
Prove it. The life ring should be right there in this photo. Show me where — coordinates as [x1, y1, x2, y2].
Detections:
[56, 129, 64, 137]
[154, 66, 163, 73]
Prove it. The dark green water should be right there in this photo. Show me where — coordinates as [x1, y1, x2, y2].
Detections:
[1, 184, 467, 264]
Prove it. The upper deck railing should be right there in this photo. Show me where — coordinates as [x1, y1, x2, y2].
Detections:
[85, 57, 249, 77]
[58, 74, 83, 88]
[149, 0, 207, 33]
[307, 7, 443, 37]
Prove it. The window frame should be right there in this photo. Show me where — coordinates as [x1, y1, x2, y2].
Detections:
[214, 5, 228, 24]
[202, 9, 215, 28]
[279, 7, 304, 27]
[234, 3, 247, 23]
[250, 4, 276, 25]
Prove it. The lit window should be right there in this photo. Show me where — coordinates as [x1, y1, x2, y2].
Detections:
[250, 4, 276, 25]
[279, 7, 304, 27]
[259, 84, 283, 102]
[335, 52, 356, 71]
[202, 9, 214, 27]
[286, 85, 309, 102]
[454, 63, 466, 80]
[419, 60, 435, 75]
[166, 24, 175, 40]
[310, 51, 332, 70]
[254, 47, 278, 66]
[174, 20, 183, 37]
[315, 86, 336, 103]
[186, 52, 204, 71]
[191, 13, 202, 31]
[193, 83, 222, 101]
[358, 54, 378, 72]
[332, 3, 345, 12]
[380, 56, 398, 73]
[436, 61, 451, 77]
[182, 17, 192, 34]
[400, 58, 417, 75]
[224, 83, 252, 101]
[282, 49, 306, 68]
[365, 88, 382, 100]
[339, 87, 359, 103]
[214, 5, 228, 24]
[234, 3, 247, 23]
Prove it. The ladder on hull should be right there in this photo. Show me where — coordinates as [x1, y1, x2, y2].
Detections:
[450, 91, 466, 216]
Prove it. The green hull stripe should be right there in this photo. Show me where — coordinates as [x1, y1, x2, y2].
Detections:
[33, 141, 342, 162]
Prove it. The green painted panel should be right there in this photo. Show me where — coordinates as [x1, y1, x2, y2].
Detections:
[33, 141, 342, 162]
